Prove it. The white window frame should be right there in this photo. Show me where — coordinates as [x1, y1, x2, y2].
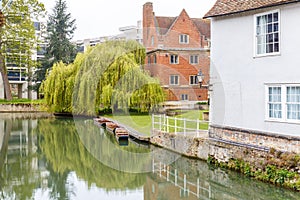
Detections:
[170, 75, 179, 85]
[189, 55, 199, 64]
[151, 36, 154, 46]
[189, 75, 198, 85]
[254, 10, 280, 57]
[265, 84, 300, 123]
[170, 54, 179, 64]
[179, 34, 189, 44]
[181, 94, 188, 101]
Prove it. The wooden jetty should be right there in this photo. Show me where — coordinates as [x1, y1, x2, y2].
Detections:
[93, 117, 150, 144]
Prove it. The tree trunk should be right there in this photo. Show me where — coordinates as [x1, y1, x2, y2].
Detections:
[0, 54, 12, 100]
[27, 67, 32, 99]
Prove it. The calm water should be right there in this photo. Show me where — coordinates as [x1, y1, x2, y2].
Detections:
[0, 113, 299, 200]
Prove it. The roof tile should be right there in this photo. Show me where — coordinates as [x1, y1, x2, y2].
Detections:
[204, 0, 300, 18]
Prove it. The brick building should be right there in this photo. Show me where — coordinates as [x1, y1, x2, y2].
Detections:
[143, 2, 210, 102]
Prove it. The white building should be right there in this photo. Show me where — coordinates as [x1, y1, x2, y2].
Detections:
[204, 0, 300, 154]
[74, 20, 143, 53]
[0, 20, 47, 99]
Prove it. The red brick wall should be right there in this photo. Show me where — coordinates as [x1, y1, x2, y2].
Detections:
[143, 3, 210, 102]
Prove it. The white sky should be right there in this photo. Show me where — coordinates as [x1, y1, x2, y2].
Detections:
[40, 0, 217, 40]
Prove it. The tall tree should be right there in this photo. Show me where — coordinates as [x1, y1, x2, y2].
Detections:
[47, 0, 76, 64]
[0, 0, 45, 100]
[34, 0, 76, 93]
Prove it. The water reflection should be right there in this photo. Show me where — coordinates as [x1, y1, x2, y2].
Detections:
[0, 114, 299, 200]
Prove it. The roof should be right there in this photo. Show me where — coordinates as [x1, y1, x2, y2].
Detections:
[204, 0, 300, 18]
[155, 16, 177, 35]
[154, 15, 211, 38]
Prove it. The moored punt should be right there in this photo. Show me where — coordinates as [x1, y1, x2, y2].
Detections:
[93, 118, 129, 145]
[93, 117, 150, 144]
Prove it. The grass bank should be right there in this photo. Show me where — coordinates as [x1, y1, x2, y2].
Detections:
[0, 98, 44, 105]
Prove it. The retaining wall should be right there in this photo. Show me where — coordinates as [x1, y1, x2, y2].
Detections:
[0, 104, 43, 113]
[150, 130, 209, 160]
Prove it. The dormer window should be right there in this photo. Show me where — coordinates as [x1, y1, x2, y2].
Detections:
[255, 10, 280, 56]
[179, 34, 189, 44]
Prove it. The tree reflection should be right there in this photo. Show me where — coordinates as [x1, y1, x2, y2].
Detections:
[36, 118, 147, 192]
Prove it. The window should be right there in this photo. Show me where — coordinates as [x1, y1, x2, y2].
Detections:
[268, 86, 282, 119]
[266, 84, 300, 122]
[179, 34, 189, 44]
[170, 75, 179, 85]
[181, 94, 188, 101]
[255, 10, 279, 56]
[151, 36, 154, 46]
[190, 55, 199, 64]
[147, 55, 151, 65]
[190, 75, 198, 85]
[170, 54, 179, 64]
[153, 54, 157, 64]
[34, 22, 40, 31]
[287, 86, 300, 120]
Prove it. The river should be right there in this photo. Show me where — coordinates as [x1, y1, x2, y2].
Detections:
[0, 113, 299, 200]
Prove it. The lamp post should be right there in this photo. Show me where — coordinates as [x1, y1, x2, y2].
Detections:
[197, 69, 211, 105]
[197, 70, 204, 88]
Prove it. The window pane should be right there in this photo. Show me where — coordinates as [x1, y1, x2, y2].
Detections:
[267, 44, 273, 53]
[267, 14, 273, 23]
[267, 34, 273, 43]
[274, 23, 279, 32]
[273, 12, 278, 22]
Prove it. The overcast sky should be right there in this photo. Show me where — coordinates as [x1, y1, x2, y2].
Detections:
[40, 0, 217, 40]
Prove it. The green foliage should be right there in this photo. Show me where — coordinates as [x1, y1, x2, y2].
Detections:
[42, 40, 165, 115]
[46, 0, 76, 64]
[0, 0, 46, 99]
[208, 156, 300, 191]
[0, 98, 44, 104]
[34, 0, 76, 92]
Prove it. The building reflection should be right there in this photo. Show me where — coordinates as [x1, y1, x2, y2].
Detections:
[145, 159, 211, 200]
[0, 115, 49, 199]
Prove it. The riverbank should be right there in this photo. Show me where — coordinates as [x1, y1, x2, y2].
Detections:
[96, 114, 300, 192]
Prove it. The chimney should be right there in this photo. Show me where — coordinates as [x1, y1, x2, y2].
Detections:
[143, 2, 153, 45]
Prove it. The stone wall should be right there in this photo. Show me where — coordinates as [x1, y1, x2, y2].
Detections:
[0, 104, 43, 113]
[150, 130, 209, 160]
[210, 125, 300, 153]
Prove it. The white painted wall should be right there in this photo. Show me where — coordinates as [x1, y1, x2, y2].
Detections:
[210, 3, 300, 136]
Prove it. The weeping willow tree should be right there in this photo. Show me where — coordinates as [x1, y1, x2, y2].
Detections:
[42, 40, 165, 115]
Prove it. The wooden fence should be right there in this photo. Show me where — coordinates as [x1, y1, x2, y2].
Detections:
[152, 114, 208, 137]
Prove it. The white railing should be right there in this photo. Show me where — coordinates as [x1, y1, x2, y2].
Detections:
[152, 159, 212, 199]
[152, 114, 208, 137]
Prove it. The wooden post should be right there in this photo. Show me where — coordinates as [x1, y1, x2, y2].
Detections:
[197, 178, 200, 198]
[167, 166, 169, 181]
[184, 118, 186, 136]
[152, 158, 155, 173]
[159, 115, 162, 131]
[175, 117, 177, 135]
[175, 169, 178, 186]
[159, 162, 162, 177]
[184, 174, 187, 192]
[152, 114, 154, 132]
[197, 119, 200, 137]
[166, 116, 169, 133]
[163, 114, 166, 132]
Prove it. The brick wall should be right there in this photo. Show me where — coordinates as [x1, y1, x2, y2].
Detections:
[142, 2, 210, 101]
